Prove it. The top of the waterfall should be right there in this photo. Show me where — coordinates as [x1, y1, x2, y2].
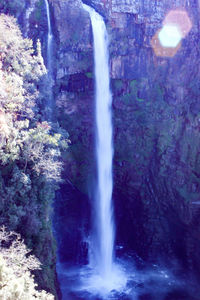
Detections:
[82, 3, 104, 21]
[82, 3, 95, 13]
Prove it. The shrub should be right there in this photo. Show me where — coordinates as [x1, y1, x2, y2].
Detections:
[0, 226, 54, 299]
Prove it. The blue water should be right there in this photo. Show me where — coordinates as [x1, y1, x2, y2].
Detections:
[57, 256, 199, 300]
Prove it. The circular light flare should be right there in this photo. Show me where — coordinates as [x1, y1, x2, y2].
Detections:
[163, 9, 192, 38]
[151, 9, 192, 58]
[151, 30, 181, 58]
[158, 24, 182, 48]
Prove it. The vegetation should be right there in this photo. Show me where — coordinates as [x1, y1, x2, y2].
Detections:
[0, 226, 54, 299]
[0, 13, 69, 296]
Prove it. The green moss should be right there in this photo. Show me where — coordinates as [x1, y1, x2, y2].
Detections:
[113, 79, 123, 94]
[85, 72, 93, 78]
[136, 97, 144, 102]
[121, 93, 132, 104]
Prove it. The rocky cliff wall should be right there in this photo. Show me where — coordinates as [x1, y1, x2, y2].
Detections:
[50, 0, 200, 284]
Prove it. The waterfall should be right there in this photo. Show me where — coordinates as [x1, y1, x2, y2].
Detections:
[83, 2, 115, 282]
[44, 0, 53, 117]
[44, 0, 53, 74]
[56, 3, 127, 298]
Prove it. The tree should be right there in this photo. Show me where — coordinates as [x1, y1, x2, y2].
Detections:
[0, 227, 54, 299]
[0, 13, 69, 295]
[0, 13, 69, 181]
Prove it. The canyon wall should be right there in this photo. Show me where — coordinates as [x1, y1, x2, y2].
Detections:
[50, 0, 200, 281]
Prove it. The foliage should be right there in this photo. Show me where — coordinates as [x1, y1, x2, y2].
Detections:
[0, 14, 46, 117]
[23, 122, 67, 181]
[0, 13, 69, 182]
[0, 226, 54, 299]
[0, 13, 69, 296]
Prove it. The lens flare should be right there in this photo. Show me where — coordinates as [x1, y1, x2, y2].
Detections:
[151, 9, 192, 57]
[158, 25, 182, 48]
[151, 30, 181, 58]
[163, 9, 192, 38]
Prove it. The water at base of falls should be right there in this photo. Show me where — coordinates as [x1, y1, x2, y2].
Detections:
[57, 257, 199, 300]
[79, 264, 127, 297]
[57, 263, 127, 300]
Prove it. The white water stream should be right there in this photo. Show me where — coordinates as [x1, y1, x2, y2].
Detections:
[83, 3, 114, 278]
[44, 0, 53, 74]
[82, 4, 126, 295]
[44, 0, 54, 118]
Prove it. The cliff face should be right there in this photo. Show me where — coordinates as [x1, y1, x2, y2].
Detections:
[51, 0, 200, 282]
[51, 0, 95, 194]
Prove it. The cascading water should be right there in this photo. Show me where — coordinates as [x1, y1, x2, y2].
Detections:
[44, 0, 53, 74]
[81, 4, 127, 296]
[56, 4, 126, 298]
[83, 3, 114, 277]
[44, 0, 54, 117]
